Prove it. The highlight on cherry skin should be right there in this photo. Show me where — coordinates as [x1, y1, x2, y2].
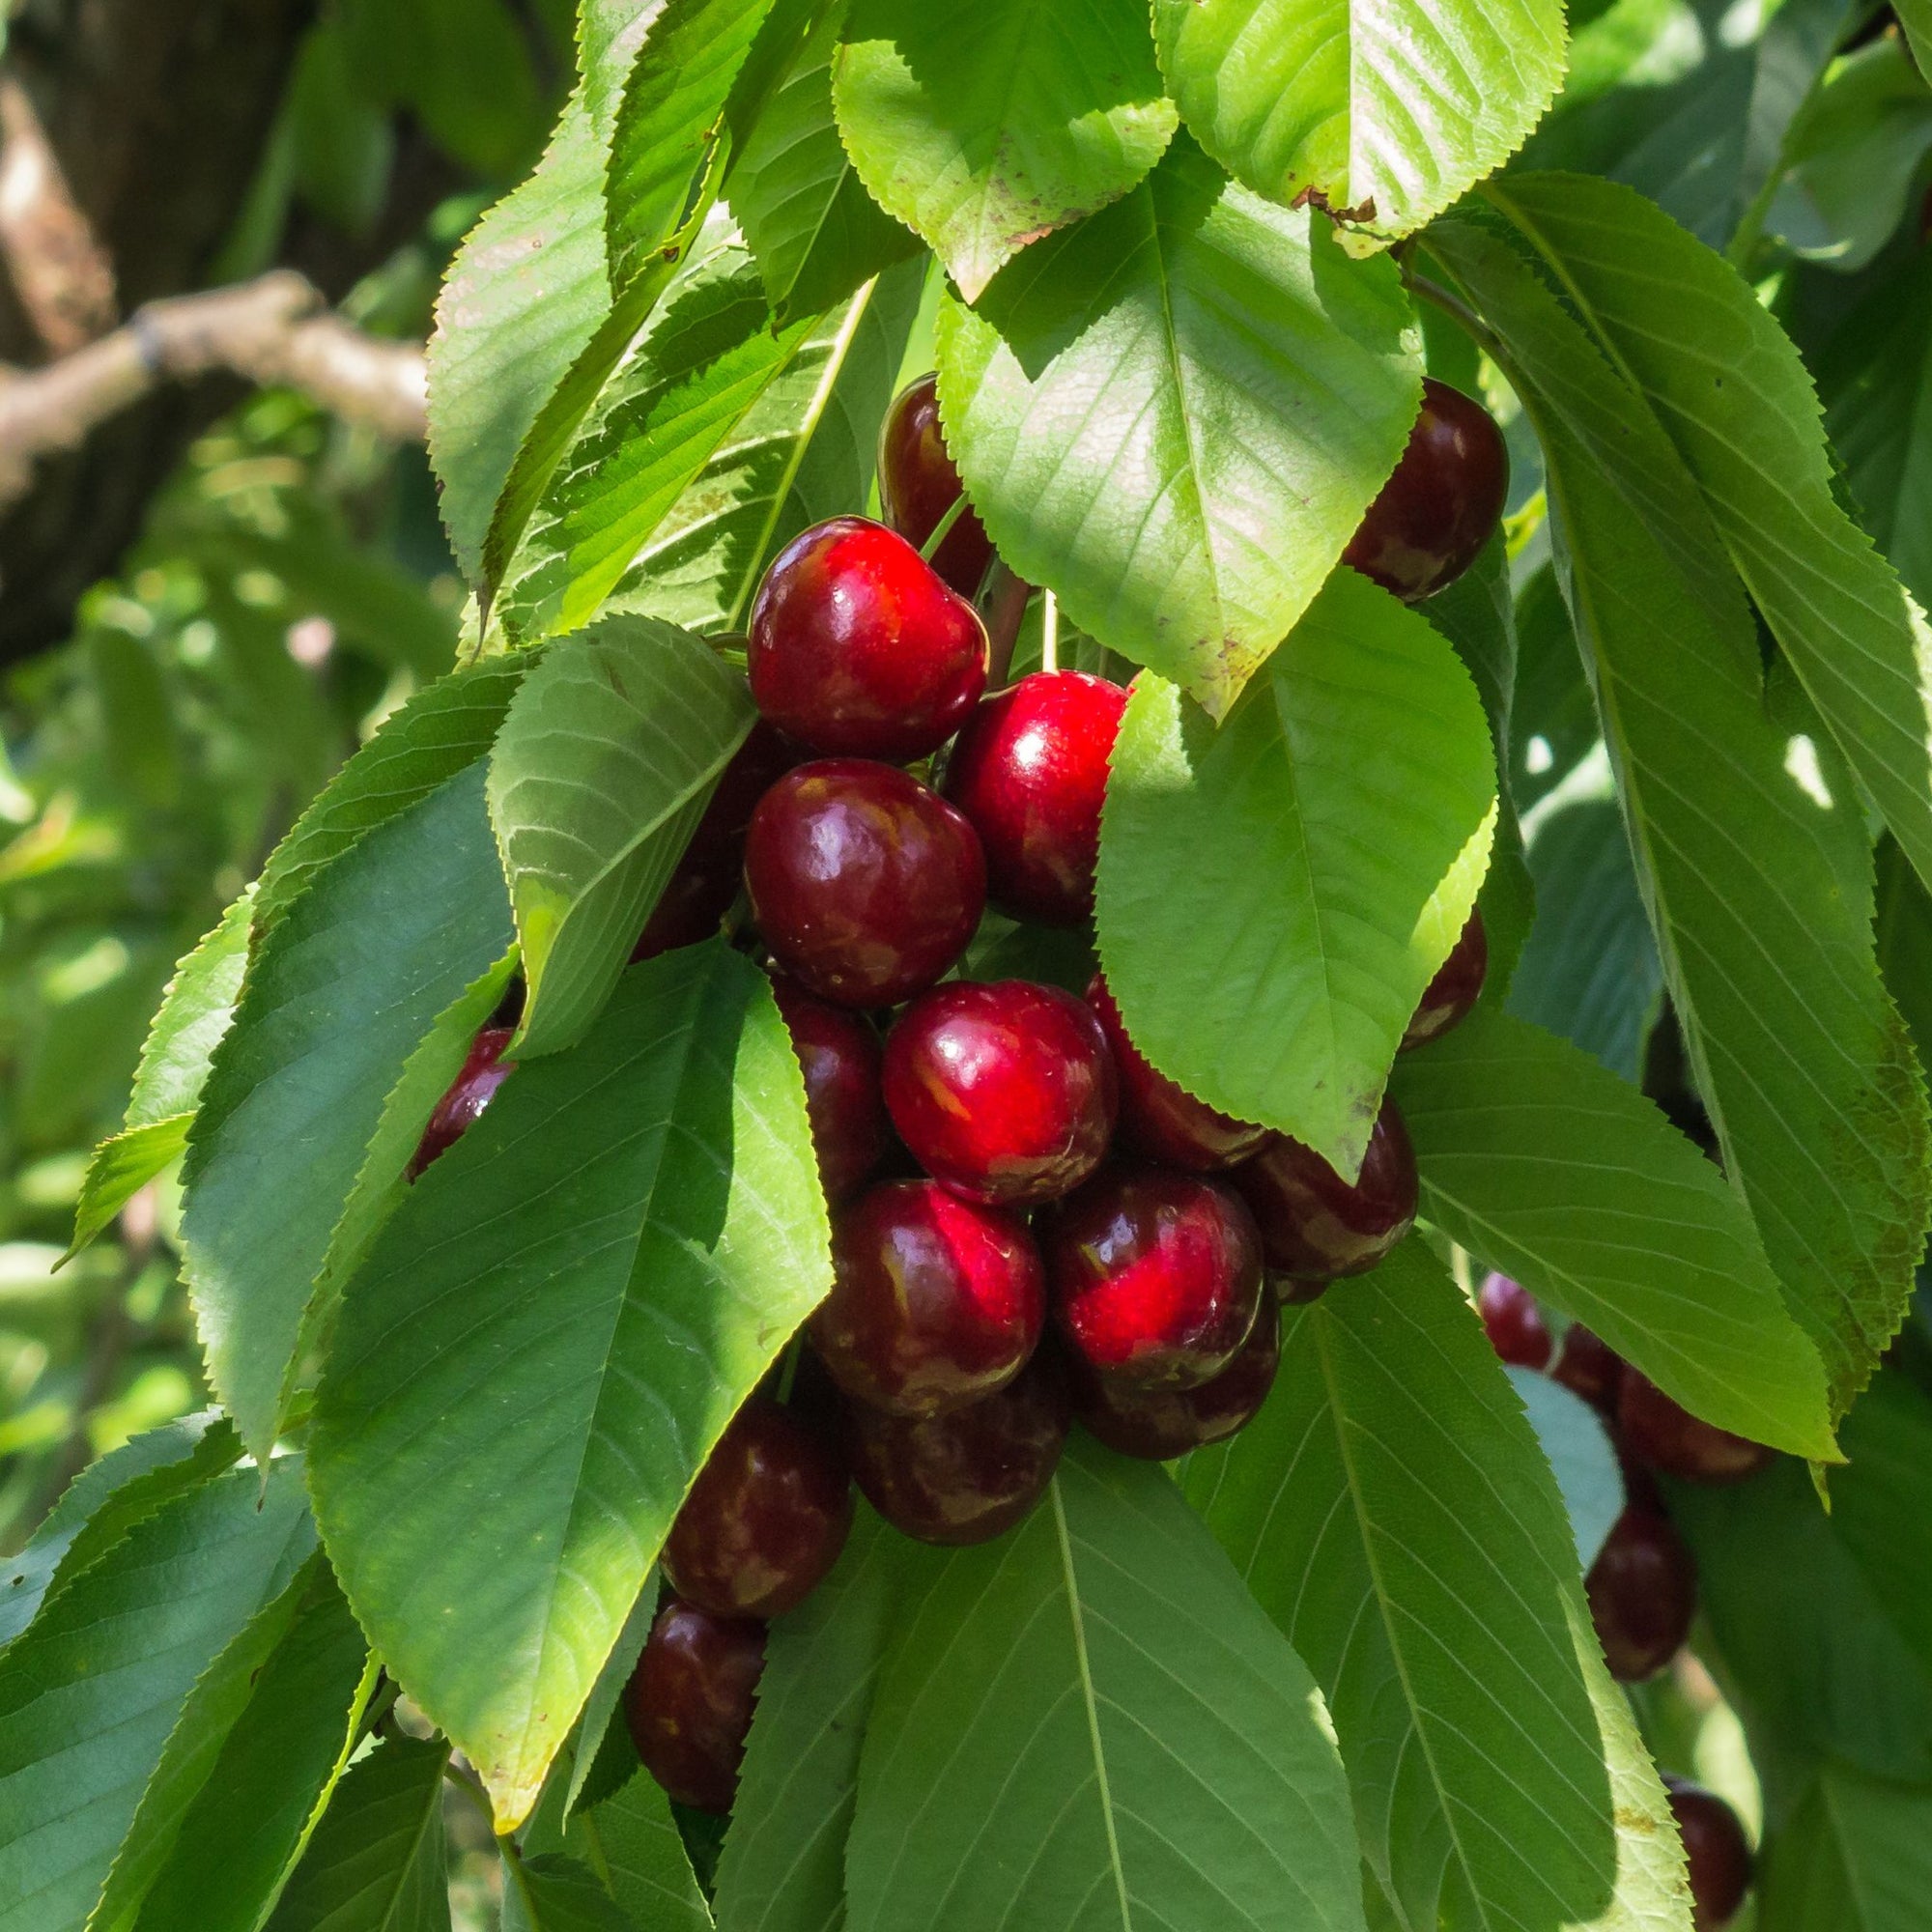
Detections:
[769, 974, 888, 1205]
[1070, 1300, 1281, 1461]
[1584, 1502, 1698, 1684]
[409, 1026, 515, 1179]
[1477, 1271, 1552, 1370]
[623, 1596, 767, 1816]
[876, 370, 995, 600]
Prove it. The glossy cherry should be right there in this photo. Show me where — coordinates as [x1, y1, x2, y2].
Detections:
[1402, 909, 1489, 1049]
[770, 975, 887, 1204]
[813, 1179, 1045, 1417]
[877, 372, 995, 600]
[1478, 1272, 1552, 1371]
[1618, 1372, 1774, 1486]
[841, 1349, 1070, 1545]
[1663, 1777, 1754, 1930]
[624, 1597, 766, 1814]
[410, 1028, 515, 1179]
[1072, 1301, 1280, 1460]
[1045, 1164, 1265, 1389]
[662, 1397, 852, 1621]
[1551, 1322, 1625, 1415]
[1232, 1097, 1417, 1287]
[744, 760, 985, 1009]
[748, 516, 988, 761]
[883, 980, 1117, 1208]
[941, 672, 1128, 925]
[1086, 974, 1269, 1173]
[1584, 1505, 1697, 1683]
[1344, 378, 1509, 602]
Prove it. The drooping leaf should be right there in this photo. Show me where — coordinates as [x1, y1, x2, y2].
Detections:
[500, 1854, 636, 1932]
[566, 1774, 712, 1931]
[562, 1581, 656, 1819]
[311, 945, 830, 1829]
[1096, 568, 1495, 1177]
[1508, 1367, 1625, 1572]
[1760, 1762, 1932, 1932]
[936, 134, 1422, 719]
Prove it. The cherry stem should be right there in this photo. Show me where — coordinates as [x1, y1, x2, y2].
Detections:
[1040, 590, 1060, 674]
[919, 492, 970, 564]
[980, 561, 1032, 686]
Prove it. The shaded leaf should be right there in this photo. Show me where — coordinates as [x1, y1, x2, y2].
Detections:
[1760, 1762, 1932, 1932]
[569, 1774, 711, 1931]
[501, 1854, 636, 1932]
[1508, 1367, 1625, 1572]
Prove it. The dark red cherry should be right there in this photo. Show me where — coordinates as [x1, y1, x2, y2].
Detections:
[1231, 1097, 1417, 1286]
[744, 760, 985, 1009]
[747, 516, 988, 761]
[1663, 1777, 1754, 1929]
[1045, 1164, 1264, 1390]
[1551, 1323, 1625, 1415]
[1618, 1373, 1774, 1486]
[769, 975, 887, 1205]
[1072, 1301, 1280, 1460]
[878, 372, 995, 600]
[1402, 909, 1488, 1049]
[841, 1350, 1069, 1545]
[1086, 975, 1269, 1173]
[813, 1179, 1044, 1417]
[1344, 378, 1509, 602]
[410, 1028, 515, 1178]
[662, 1397, 852, 1621]
[1585, 1505, 1696, 1683]
[882, 980, 1117, 1208]
[941, 672, 1128, 925]
[1478, 1272, 1552, 1371]
[624, 1597, 766, 1814]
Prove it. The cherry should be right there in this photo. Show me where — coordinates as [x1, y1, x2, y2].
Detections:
[1401, 909, 1488, 1049]
[1072, 1301, 1280, 1460]
[812, 1179, 1044, 1416]
[624, 1596, 765, 1814]
[882, 980, 1117, 1208]
[662, 1397, 852, 1621]
[1551, 1322, 1625, 1415]
[747, 516, 988, 761]
[744, 760, 985, 1009]
[1663, 1776, 1754, 1930]
[410, 1028, 515, 1178]
[1478, 1272, 1552, 1371]
[1584, 1505, 1696, 1683]
[769, 976, 887, 1205]
[877, 372, 995, 600]
[1343, 378, 1509, 602]
[1086, 974, 1269, 1173]
[1231, 1097, 1417, 1287]
[940, 671, 1128, 925]
[1044, 1164, 1264, 1389]
[841, 1349, 1069, 1545]
[1617, 1373, 1773, 1486]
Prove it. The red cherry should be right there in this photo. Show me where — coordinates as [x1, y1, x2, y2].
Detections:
[1344, 378, 1509, 602]
[1478, 1273, 1552, 1370]
[841, 1350, 1069, 1545]
[1663, 1777, 1754, 1929]
[1086, 974, 1269, 1172]
[878, 372, 995, 600]
[812, 1179, 1044, 1417]
[624, 1597, 766, 1814]
[410, 1028, 515, 1178]
[1584, 1505, 1696, 1683]
[747, 516, 988, 761]
[1045, 1164, 1264, 1390]
[1551, 1323, 1625, 1415]
[1401, 909, 1488, 1049]
[769, 976, 887, 1205]
[941, 671, 1127, 925]
[1617, 1373, 1774, 1486]
[662, 1397, 852, 1621]
[1231, 1097, 1417, 1286]
[882, 980, 1117, 1208]
[1071, 1302, 1280, 1460]
[744, 760, 985, 1009]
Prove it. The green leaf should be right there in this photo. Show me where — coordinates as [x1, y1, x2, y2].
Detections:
[1430, 203, 1932, 1416]
[181, 763, 516, 1459]
[1878, 837, 1932, 1073]
[1152, 0, 1566, 246]
[1095, 568, 1495, 1177]
[1183, 1242, 1686, 1929]
[488, 616, 754, 1058]
[501, 1853, 635, 1932]
[1507, 1366, 1625, 1572]
[1902, 0, 1932, 87]
[566, 1774, 711, 1931]
[843, 1436, 1367, 1932]
[311, 944, 830, 1828]
[1761, 1762, 1932, 1932]
[0, 1461, 315, 1932]
[1392, 1004, 1835, 1458]
[562, 1582, 657, 1819]
[264, 1735, 451, 1932]
[831, 0, 1177, 300]
[935, 135, 1422, 718]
